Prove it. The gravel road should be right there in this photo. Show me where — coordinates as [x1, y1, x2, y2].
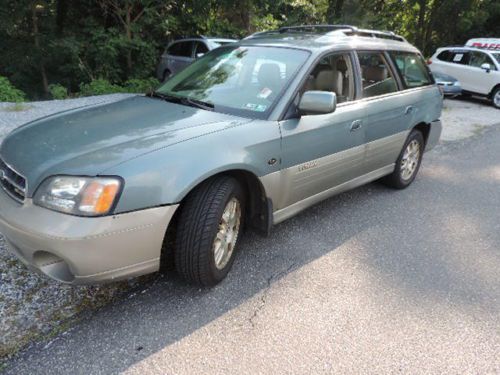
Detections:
[1, 96, 499, 373]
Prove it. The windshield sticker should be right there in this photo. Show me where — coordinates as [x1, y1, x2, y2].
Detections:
[258, 87, 273, 99]
[244, 103, 268, 112]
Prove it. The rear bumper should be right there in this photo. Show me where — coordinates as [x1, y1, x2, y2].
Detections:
[426, 119, 442, 151]
[0, 188, 178, 284]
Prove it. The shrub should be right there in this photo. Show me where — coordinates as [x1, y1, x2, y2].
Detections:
[78, 79, 123, 97]
[48, 84, 69, 100]
[0, 76, 26, 102]
[123, 78, 160, 94]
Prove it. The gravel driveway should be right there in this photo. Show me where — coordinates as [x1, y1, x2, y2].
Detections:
[0, 95, 500, 373]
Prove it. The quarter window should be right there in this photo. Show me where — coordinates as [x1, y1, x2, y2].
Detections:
[390, 52, 432, 88]
[358, 52, 398, 98]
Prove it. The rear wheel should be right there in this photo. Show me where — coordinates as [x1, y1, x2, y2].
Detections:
[382, 130, 424, 189]
[492, 87, 500, 109]
[175, 176, 244, 286]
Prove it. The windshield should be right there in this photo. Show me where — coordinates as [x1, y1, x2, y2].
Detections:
[156, 46, 310, 118]
[492, 52, 500, 64]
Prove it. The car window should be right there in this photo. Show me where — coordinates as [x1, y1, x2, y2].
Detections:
[449, 51, 470, 65]
[194, 42, 209, 56]
[358, 52, 398, 98]
[390, 52, 432, 88]
[168, 42, 193, 58]
[436, 50, 453, 62]
[469, 51, 497, 70]
[298, 52, 355, 103]
[492, 52, 500, 64]
[157, 46, 310, 119]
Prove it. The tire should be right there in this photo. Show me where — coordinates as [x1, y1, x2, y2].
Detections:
[492, 87, 500, 109]
[382, 130, 425, 189]
[175, 176, 245, 286]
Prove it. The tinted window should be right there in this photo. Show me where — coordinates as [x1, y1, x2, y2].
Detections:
[390, 52, 432, 88]
[358, 52, 398, 98]
[469, 51, 497, 70]
[168, 42, 193, 57]
[194, 42, 209, 56]
[437, 50, 452, 62]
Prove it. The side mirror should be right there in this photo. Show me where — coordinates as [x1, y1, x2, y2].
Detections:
[299, 91, 337, 116]
[481, 63, 491, 72]
[196, 53, 205, 58]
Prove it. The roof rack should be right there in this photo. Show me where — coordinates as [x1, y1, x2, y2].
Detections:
[278, 25, 358, 33]
[246, 24, 406, 43]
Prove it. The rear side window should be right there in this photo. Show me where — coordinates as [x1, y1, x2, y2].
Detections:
[358, 52, 398, 98]
[449, 51, 470, 65]
[390, 52, 433, 88]
[436, 50, 452, 62]
[194, 42, 209, 56]
[168, 42, 193, 58]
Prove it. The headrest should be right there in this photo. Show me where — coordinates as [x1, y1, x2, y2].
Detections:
[337, 59, 348, 72]
[364, 66, 387, 82]
[258, 63, 282, 89]
[316, 70, 336, 91]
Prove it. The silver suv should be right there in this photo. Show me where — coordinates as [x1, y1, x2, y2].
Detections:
[156, 36, 237, 81]
[0, 25, 442, 286]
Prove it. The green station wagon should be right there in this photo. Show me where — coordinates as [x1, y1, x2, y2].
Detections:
[0, 25, 442, 286]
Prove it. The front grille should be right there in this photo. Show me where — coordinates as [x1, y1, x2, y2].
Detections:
[0, 159, 26, 203]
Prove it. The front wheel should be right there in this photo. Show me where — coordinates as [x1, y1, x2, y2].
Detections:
[382, 130, 424, 189]
[175, 176, 245, 286]
[492, 87, 500, 109]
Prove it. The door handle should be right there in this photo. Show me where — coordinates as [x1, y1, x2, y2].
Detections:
[405, 106, 415, 115]
[350, 120, 363, 132]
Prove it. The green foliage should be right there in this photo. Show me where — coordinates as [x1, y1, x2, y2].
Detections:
[79, 79, 124, 97]
[0, 76, 26, 102]
[0, 0, 498, 100]
[48, 84, 69, 100]
[123, 78, 160, 93]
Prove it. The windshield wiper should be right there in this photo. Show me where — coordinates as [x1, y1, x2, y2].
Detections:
[149, 92, 214, 111]
[181, 97, 214, 111]
[148, 91, 182, 103]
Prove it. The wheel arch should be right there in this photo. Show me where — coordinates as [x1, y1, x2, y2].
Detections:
[159, 168, 272, 272]
[412, 122, 431, 146]
[489, 83, 500, 98]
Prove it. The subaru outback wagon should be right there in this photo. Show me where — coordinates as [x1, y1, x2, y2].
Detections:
[0, 25, 442, 286]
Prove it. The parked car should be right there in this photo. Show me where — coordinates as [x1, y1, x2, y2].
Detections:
[0, 25, 442, 286]
[428, 39, 500, 108]
[156, 36, 237, 81]
[433, 71, 462, 97]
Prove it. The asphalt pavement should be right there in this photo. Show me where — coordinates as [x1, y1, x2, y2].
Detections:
[3, 123, 500, 375]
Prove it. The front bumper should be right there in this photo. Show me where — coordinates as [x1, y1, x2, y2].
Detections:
[0, 188, 178, 284]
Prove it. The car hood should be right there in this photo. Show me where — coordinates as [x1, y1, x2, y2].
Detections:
[0, 95, 251, 196]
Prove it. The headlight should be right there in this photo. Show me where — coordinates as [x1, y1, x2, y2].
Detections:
[34, 176, 122, 216]
[453, 81, 461, 86]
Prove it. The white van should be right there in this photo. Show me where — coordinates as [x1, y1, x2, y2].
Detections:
[428, 38, 500, 108]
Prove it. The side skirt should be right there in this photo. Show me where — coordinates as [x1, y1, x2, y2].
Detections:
[272, 164, 395, 224]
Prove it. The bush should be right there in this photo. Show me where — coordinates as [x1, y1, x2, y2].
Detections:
[78, 79, 124, 97]
[123, 78, 160, 93]
[0, 76, 26, 102]
[48, 84, 69, 100]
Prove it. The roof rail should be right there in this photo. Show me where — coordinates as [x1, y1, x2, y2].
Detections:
[245, 24, 407, 43]
[278, 24, 358, 33]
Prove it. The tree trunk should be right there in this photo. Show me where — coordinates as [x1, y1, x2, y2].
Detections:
[32, 5, 49, 97]
[125, 4, 133, 74]
[416, 0, 427, 51]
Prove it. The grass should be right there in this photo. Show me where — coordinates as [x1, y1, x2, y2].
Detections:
[2, 103, 32, 112]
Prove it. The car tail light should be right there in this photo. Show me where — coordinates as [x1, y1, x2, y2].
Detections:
[427, 59, 432, 65]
